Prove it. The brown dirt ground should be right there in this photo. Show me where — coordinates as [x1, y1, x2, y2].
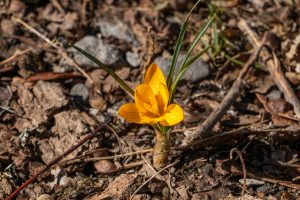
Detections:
[1, 0, 300, 199]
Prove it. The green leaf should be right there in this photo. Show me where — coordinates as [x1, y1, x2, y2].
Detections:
[72, 45, 134, 96]
[169, 14, 216, 102]
[166, 0, 202, 90]
[169, 46, 211, 103]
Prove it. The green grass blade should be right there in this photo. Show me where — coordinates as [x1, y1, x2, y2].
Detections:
[180, 13, 216, 73]
[213, 22, 219, 52]
[73, 45, 134, 95]
[169, 14, 216, 102]
[166, 0, 202, 89]
[169, 46, 211, 103]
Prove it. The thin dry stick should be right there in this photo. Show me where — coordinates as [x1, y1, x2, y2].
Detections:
[230, 148, 247, 196]
[238, 19, 300, 116]
[5, 120, 110, 200]
[193, 34, 266, 140]
[177, 125, 299, 152]
[130, 160, 179, 200]
[61, 148, 153, 166]
[105, 125, 123, 153]
[0, 48, 34, 67]
[12, 17, 93, 83]
[81, 0, 94, 25]
[142, 157, 164, 180]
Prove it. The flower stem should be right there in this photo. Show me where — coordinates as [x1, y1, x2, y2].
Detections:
[153, 129, 170, 169]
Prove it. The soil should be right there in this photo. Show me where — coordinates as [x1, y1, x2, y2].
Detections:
[1, 0, 300, 199]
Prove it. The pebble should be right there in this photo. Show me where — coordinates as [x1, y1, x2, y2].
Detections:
[36, 194, 54, 200]
[71, 35, 121, 68]
[126, 51, 141, 67]
[70, 83, 89, 102]
[154, 53, 210, 82]
[239, 178, 265, 186]
[266, 89, 282, 100]
[94, 160, 117, 173]
[295, 63, 300, 73]
[96, 16, 136, 43]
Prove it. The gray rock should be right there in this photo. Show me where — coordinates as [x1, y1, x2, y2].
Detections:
[154, 54, 210, 82]
[266, 89, 282, 100]
[96, 16, 135, 43]
[126, 51, 141, 67]
[70, 83, 89, 102]
[71, 35, 121, 67]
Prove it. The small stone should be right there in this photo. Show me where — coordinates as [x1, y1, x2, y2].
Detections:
[94, 160, 117, 173]
[154, 53, 210, 82]
[239, 179, 265, 186]
[0, 85, 11, 107]
[96, 16, 135, 43]
[70, 35, 122, 68]
[36, 194, 54, 200]
[1, 19, 15, 35]
[295, 63, 300, 73]
[131, 194, 151, 200]
[268, 98, 290, 113]
[126, 51, 141, 67]
[59, 176, 75, 186]
[70, 83, 89, 102]
[266, 89, 282, 100]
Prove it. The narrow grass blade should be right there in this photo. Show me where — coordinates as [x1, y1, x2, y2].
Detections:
[73, 45, 134, 95]
[213, 22, 219, 52]
[169, 14, 216, 102]
[180, 13, 216, 73]
[166, 0, 202, 89]
[169, 46, 211, 102]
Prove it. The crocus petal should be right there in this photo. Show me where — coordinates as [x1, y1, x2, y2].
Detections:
[135, 84, 160, 116]
[144, 64, 167, 95]
[118, 103, 143, 123]
[159, 104, 184, 126]
[155, 83, 169, 114]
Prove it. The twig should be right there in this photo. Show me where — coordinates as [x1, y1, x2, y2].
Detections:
[81, 0, 94, 25]
[230, 148, 247, 196]
[238, 19, 300, 116]
[61, 148, 153, 166]
[105, 124, 123, 153]
[12, 17, 93, 83]
[142, 157, 164, 180]
[0, 106, 30, 120]
[277, 161, 300, 169]
[130, 160, 179, 200]
[5, 119, 111, 200]
[192, 34, 266, 140]
[0, 48, 34, 67]
[254, 175, 300, 190]
[176, 126, 300, 151]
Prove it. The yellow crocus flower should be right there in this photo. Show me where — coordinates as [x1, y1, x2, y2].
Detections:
[118, 63, 184, 126]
